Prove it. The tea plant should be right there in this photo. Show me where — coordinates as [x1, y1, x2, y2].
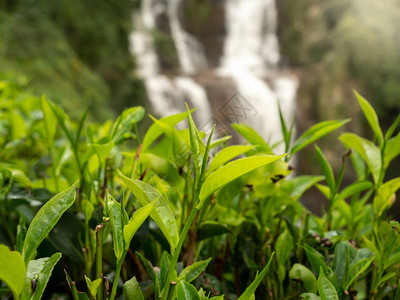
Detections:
[0, 78, 400, 299]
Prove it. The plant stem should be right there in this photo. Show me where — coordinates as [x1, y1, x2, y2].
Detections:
[96, 224, 105, 300]
[110, 250, 128, 300]
[162, 207, 199, 300]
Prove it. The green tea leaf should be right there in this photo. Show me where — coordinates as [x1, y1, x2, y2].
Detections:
[111, 106, 145, 145]
[118, 170, 179, 252]
[198, 126, 215, 188]
[354, 91, 383, 147]
[0, 164, 31, 187]
[149, 116, 189, 165]
[81, 200, 94, 222]
[282, 176, 324, 200]
[339, 133, 381, 184]
[199, 154, 286, 208]
[142, 110, 192, 151]
[85, 276, 102, 299]
[210, 136, 232, 149]
[304, 244, 336, 286]
[301, 293, 321, 300]
[123, 200, 155, 250]
[232, 123, 273, 154]
[123, 276, 144, 300]
[159, 251, 171, 290]
[48, 100, 75, 145]
[178, 258, 212, 283]
[278, 100, 291, 151]
[276, 229, 293, 282]
[24, 252, 61, 300]
[0, 245, 26, 297]
[238, 253, 275, 300]
[317, 268, 339, 300]
[350, 151, 366, 180]
[385, 114, 400, 140]
[75, 104, 90, 147]
[375, 272, 396, 291]
[135, 251, 155, 281]
[186, 103, 204, 179]
[291, 119, 350, 156]
[390, 220, 400, 235]
[88, 141, 114, 163]
[176, 281, 200, 300]
[207, 145, 255, 174]
[315, 145, 335, 193]
[139, 153, 185, 194]
[373, 177, 400, 218]
[335, 181, 373, 207]
[106, 193, 125, 261]
[345, 256, 374, 291]
[289, 264, 317, 293]
[40, 96, 57, 145]
[22, 181, 79, 263]
[384, 132, 400, 168]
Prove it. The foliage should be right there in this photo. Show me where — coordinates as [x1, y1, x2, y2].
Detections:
[0, 80, 400, 299]
[0, 0, 146, 120]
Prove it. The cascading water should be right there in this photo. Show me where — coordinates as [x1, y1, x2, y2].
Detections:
[168, 0, 208, 75]
[219, 0, 298, 150]
[130, 0, 298, 149]
[130, 0, 212, 126]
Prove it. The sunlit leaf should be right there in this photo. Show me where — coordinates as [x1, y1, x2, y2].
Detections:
[199, 154, 286, 208]
[142, 110, 193, 151]
[123, 200, 155, 250]
[118, 170, 179, 251]
[373, 177, 400, 218]
[354, 91, 383, 147]
[289, 264, 317, 293]
[0, 245, 26, 297]
[232, 123, 273, 154]
[315, 145, 335, 193]
[111, 106, 145, 145]
[339, 133, 381, 184]
[207, 145, 255, 174]
[291, 119, 350, 156]
[40, 96, 57, 145]
[85, 276, 102, 299]
[384, 132, 400, 168]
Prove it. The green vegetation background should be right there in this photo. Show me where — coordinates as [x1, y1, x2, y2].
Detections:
[0, 0, 145, 120]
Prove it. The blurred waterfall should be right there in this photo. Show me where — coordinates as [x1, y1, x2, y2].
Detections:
[219, 0, 298, 150]
[130, 0, 298, 150]
[130, 0, 211, 126]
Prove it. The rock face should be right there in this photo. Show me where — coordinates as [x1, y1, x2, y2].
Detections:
[182, 0, 226, 68]
[130, 0, 298, 150]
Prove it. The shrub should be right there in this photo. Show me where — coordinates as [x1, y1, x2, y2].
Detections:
[0, 80, 399, 299]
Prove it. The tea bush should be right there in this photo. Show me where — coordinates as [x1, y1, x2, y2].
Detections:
[0, 79, 400, 300]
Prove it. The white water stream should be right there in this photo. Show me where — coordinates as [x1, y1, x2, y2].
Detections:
[130, 0, 298, 150]
[130, 0, 211, 126]
[220, 0, 298, 150]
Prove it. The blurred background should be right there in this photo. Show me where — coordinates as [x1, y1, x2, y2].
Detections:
[1, 0, 399, 210]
